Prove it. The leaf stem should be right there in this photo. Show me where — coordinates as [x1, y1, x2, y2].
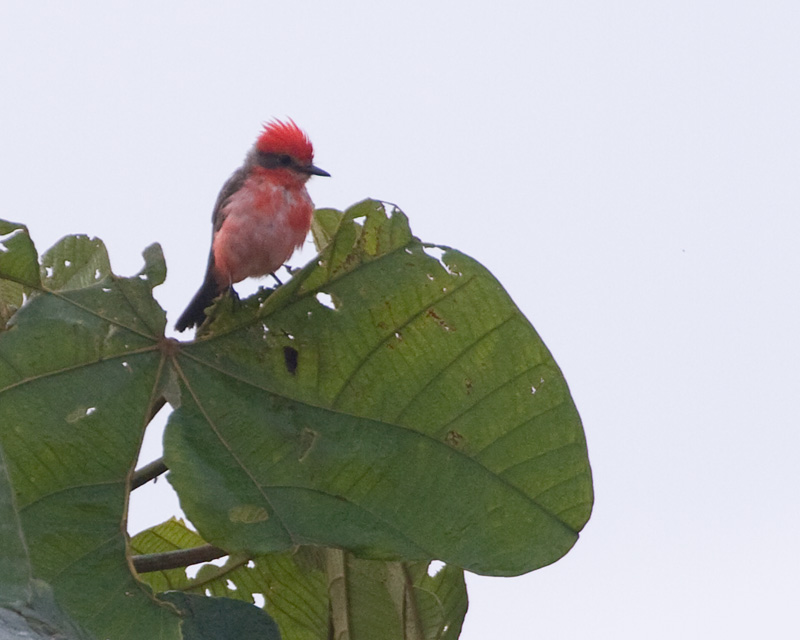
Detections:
[326, 548, 350, 640]
[131, 544, 227, 573]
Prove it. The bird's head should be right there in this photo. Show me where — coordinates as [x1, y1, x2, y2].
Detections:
[253, 119, 330, 180]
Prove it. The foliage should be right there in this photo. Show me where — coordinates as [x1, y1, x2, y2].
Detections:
[0, 201, 593, 639]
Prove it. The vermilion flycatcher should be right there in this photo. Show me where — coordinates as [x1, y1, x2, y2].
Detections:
[176, 119, 329, 331]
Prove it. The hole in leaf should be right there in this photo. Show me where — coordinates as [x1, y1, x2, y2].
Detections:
[253, 594, 265, 608]
[0, 228, 23, 252]
[315, 292, 336, 310]
[185, 565, 202, 579]
[423, 246, 445, 263]
[423, 245, 460, 276]
[66, 406, 97, 423]
[427, 560, 445, 577]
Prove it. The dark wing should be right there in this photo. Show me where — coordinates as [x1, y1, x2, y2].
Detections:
[175, 166, 249, 331]
[211, 165, 249, 231]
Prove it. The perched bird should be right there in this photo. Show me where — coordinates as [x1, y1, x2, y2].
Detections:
[175, 119, 329, 331]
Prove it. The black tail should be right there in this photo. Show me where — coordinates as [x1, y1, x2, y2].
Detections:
[175, 275, 220, 331]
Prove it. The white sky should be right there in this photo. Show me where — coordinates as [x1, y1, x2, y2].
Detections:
[2, 2, 799, 638]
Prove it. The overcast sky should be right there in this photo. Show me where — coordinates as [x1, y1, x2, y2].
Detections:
[2, 2, 798, 638]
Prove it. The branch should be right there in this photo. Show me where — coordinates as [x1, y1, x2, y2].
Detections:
[130, 457, 169, 490]
[130, 396, 169, 489]
[132, 544, 228, 573]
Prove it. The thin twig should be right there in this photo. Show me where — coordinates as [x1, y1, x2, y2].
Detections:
[132, 544, 228, 573]
[130, 396, 170, 490]
[130, 458, 169, 490]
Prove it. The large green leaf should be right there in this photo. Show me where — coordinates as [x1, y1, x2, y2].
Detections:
[0, 226, 181, 639]
[166, 200, 592, 576]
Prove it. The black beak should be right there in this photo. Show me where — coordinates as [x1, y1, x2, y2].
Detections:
[306, 164, 331, 177]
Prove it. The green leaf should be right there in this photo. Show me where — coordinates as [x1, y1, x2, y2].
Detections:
[0, 219, 40, 289]
[140, 242, 168, 287]
[328, 552, 467, 640]
[407, 562, 468, 640]
[166, 200, 592, 577]
[2, 438, 95, 639]
[309, 207, 343, 250]
[0, 440, 32, 607]
[0, 236, 180, 639]
[0, 279, 25, 330]
[159, 592, 281, 640]
[40, 235, 112, 290]
[0, 219, 40, 328]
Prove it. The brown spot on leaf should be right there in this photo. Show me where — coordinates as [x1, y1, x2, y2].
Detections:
[445, 430, 465, 448]
[426, 308, 453, 331]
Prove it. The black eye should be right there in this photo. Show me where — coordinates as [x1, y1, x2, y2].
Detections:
[279, 154, 292, 166]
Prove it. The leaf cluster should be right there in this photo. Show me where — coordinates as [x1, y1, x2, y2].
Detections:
[0, 201, 592, 639]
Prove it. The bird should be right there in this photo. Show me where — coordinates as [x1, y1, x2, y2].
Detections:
[175, 119, 329, 331]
